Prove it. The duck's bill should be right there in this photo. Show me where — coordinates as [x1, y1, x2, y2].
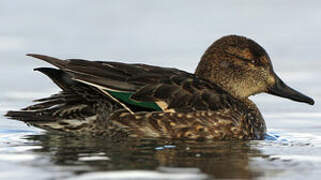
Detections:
[267, 75, 315, 105]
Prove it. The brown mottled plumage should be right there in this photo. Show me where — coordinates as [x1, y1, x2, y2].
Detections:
[5, 35, 314, 140]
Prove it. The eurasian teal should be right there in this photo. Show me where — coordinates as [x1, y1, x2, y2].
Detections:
[6, 35, 314, 140]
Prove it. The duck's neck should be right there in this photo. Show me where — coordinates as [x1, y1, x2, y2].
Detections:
[195, 66, 252, 100]
[213, 79, 252, 100]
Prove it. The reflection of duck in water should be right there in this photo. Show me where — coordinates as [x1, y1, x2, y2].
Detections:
[26, 134, 266, 179]
[6, 35, 314, 140]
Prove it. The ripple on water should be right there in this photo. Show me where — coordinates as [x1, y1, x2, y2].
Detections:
[66, 168, 209, 180]
[0, 130, 42, 162]
[251, 130, 321, 179]
[264, 130, 321, 147]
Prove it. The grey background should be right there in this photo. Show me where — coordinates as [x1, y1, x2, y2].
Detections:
[1, 1, 321, 179]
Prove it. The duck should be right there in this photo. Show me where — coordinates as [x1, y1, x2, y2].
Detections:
[5, 35, 314, 140]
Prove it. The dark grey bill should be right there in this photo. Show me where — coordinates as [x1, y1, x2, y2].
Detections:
[268, 75, 314, 105]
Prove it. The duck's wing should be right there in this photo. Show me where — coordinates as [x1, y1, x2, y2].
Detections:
[27, 54, 236, 113]
[26, 54, 186, 91]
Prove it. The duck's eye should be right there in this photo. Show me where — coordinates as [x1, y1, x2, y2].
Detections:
[224, 49, 256, 65]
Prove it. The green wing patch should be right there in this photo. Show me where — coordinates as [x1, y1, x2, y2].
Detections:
[106, 90, 162, 111]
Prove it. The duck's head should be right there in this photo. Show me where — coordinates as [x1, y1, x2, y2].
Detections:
[195, 35, 314, 105]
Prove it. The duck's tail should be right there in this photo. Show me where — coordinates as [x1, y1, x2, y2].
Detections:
[5, 86, 97, 130]
[5, 67, 119, 135]
[26, 54, 67, 69]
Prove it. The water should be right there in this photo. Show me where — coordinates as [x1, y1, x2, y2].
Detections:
[1, 1, 321, 179]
